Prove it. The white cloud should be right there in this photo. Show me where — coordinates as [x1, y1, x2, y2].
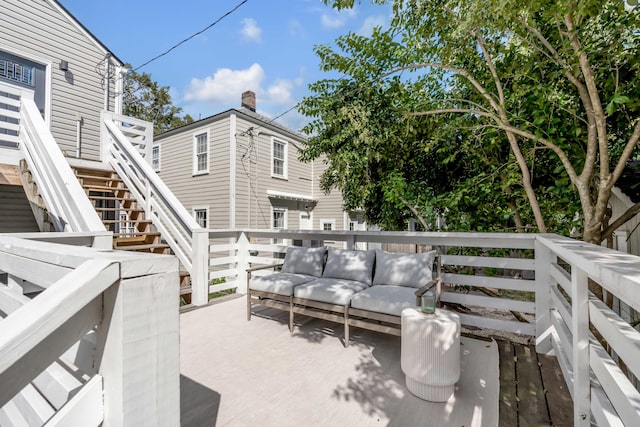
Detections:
[183, 63, 265, 103]
[266, 80, 295, 105]
[358, 15, 386, 36]
[240, 18, 262, 42]
[320, 8, 357, 29]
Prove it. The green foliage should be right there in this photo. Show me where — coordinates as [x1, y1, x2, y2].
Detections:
[123, 68, 194, 135]
[302, 0, 640, 238]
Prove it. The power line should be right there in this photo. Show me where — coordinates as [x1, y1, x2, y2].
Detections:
[133, 0, 249, 71]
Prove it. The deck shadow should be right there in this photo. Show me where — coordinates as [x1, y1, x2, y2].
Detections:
[180, 374, 221, 427]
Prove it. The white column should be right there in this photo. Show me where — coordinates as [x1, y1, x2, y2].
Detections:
[191, 228, 210, 306]
[97, 268, 180, 426]
[236, 232, 250, 294]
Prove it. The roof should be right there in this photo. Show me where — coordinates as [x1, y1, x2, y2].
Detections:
[49, 0, 123, 66]
[155, 107, 307, 142]
[616, 160, 640, 204]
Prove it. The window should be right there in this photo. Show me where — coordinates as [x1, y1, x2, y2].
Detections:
[193, 207, 208, 228]
[193, 132, 209, 174]
[321, 219, 336, 231]
[271, 138, 287, 179]
[272, 207, 287, 245]
[152, 145, 160, 171]
[0, 56, 34, 87]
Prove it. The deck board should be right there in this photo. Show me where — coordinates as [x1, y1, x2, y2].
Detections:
[496, 339, 572, 427]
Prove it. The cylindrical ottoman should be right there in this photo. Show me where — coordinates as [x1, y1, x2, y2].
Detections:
[401, 307, 461, 402]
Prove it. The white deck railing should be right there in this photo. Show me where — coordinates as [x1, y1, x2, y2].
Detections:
[101, 112, 209, 304]
[0, 233, 180, 426]
[15, 96, 105, 232]
[201, 229, 640, 426]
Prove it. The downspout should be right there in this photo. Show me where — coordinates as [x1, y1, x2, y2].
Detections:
[75, 113, 83, 157]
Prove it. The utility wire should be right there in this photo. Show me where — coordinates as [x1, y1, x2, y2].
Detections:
[133, 0, 249, 71]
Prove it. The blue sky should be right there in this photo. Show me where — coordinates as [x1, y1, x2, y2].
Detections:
[58, 0, 390, 131]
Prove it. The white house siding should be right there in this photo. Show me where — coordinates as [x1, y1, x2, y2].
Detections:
[311, 156, 345, 231]
[157, 117, 231, 229]
[1, 0, 119, 160]
[610, 188, 640, 256]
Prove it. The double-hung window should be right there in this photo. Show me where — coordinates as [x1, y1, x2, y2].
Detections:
[193, 207, 208, 228]
[152, 145, 160, 171]
[272, 207, 287, 245]
[193, 132, 209, 175]
[271, 138, 287, 179]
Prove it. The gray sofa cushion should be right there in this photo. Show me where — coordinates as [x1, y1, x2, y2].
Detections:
[250, 273, 316, 296]
[373, 249, 437, 288]
[281, 246, 327, 277]
[350, 285, 418, 316]
[322, 248, 376, 286]
[294, 278, 369, 305]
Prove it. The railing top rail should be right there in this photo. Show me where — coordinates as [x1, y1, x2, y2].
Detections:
[536, 233, 640, 311]
[210, 229, 538, 249]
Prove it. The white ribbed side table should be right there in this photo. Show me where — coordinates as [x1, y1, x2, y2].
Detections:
[401, 307, 461, 402]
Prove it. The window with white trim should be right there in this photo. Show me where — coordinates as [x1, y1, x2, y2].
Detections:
[193, 132, 209, 174]
[321, 219, 336, 231]
[193, 207, 208, 228]
[271, 138, 287, 179]
[152, 145, 160, 171]
[272, 207, 287, 245]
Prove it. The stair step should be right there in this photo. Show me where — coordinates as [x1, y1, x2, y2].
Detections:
[113, 232, 160, 238]
[83, 184, 127, 192]
[75, 173, 122, 182]
[113, 243, 170, 251]
[180, 286, 192, 296]
[88, 195, 137, 202]
[94, 207, 144, 213]
[101, 219, 151, 225]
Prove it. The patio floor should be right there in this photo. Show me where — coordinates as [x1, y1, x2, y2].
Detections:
[179, 296, 572, 426]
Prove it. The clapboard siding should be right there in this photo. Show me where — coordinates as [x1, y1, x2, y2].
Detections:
[311, 157, 345, 230]
[0, 185, 39, 232]
[157, 108, 347, 231]
[1, 0, 120, 160]
[157, 117, 231, 229]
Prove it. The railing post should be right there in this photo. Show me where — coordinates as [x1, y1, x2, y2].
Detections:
[534, 238, 553, 353]
[346, 233, 355, 250]
[191, 228, 209, 306]
[571, 265, 590, 426]
[237, 232, 250, 294]
[97, 258, 180, 426]
[100, 111, 111, 163]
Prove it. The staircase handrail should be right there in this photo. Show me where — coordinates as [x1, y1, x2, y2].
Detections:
[19, 98, 105, 232]
[101, 112, 201, 273]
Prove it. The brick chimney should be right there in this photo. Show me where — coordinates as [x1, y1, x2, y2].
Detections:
[241, 90, 256, 112]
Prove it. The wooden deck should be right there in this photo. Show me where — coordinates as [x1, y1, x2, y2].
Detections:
[180, 296, 573, 426]
[497, 340, 573, 427]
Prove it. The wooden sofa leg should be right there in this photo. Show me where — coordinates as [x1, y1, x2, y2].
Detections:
[289, 295, 294, 333]
[344, 305, 350, 347]
[247, 291, 252, 321]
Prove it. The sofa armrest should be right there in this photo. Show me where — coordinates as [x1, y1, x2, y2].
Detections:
[246, 263, 284, 273]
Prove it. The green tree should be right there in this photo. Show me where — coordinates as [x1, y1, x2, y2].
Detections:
[302, 0, 639, 243]
[123, 69, 194, 135]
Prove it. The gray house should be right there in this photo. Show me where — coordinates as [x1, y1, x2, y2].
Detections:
[155, 91, 363, 235]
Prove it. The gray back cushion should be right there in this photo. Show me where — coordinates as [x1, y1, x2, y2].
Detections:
[373, 249, 437, 288]
[281, 246, 327, 277]
[322, 248, 376, 285]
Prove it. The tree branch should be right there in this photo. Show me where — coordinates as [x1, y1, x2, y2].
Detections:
[399, 196, 429, 230]
[475, 31, 506, 107]
[601, 201, 640, 242]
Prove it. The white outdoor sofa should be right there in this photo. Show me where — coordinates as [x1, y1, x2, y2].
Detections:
[246, 246, 440, 346]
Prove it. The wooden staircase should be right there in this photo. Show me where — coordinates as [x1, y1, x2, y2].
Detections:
[73, 165, 193, 303]
[74, 166, 170, 254]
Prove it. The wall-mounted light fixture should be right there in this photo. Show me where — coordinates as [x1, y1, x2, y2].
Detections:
[59, 60, 69, 71]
